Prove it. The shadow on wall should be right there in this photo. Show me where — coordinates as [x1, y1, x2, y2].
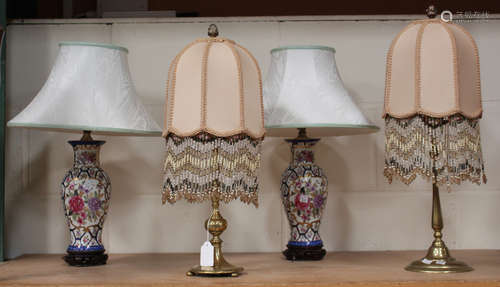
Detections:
[5, 132, 70, 258]
[100, 135, 162, 252]
[100, 135, 215, 253]
[221, 138, 289, 252]
[6, 26, 55, 117]
[316, 140, 347, 250]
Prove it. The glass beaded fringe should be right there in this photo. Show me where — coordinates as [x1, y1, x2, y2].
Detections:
[384, 114, 486, 186]
[163, 132, 262, 207]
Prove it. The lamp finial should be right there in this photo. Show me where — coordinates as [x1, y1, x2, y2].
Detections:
[426, 5, 437, 18]
[81, 130, 93, 141]
[208, 24, 219, 38]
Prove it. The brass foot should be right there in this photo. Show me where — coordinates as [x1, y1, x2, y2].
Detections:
[187, 264, 243, 277]
[405, 182, 473, 273]
[405, 257, 473, 273]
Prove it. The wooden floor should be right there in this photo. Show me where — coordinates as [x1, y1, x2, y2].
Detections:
[0, 251, 499, 286]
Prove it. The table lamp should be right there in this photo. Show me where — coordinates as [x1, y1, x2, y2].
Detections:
[162, 25, 265, 277]
[383, 8, 486, 272]
[264, 46, 378, 260]
[7, 42, 161, 266]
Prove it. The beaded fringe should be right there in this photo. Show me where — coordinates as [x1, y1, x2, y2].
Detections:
[384, 114, 486, 186]
[163, 132, 262, 207]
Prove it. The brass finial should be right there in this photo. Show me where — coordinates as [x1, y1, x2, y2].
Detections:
[80, 130, 94, 141]
[208, 24, 219, 38]
[426, 5, 437, 18]
[294, 128, 311, 140]
[298, 128, 307, 139]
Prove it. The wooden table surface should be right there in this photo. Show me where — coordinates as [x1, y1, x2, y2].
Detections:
[0, 251, 499, 286]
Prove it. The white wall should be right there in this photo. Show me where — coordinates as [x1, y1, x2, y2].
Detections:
[5, 16, 500, 259]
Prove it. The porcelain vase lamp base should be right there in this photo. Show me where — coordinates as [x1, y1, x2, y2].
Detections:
[61, 131, 111, 267]
[405, 183, 473, 273]
[281, 128, 328, 261]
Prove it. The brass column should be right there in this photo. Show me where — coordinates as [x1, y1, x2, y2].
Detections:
[405, 172, 473, 272]
[187, 193, 243, 277]
[427, 182, 449, 260]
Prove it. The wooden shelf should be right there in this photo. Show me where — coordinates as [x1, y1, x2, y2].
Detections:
[0, 250, 500, 286]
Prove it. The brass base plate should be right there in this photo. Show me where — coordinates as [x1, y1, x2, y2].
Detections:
[405, 257, 473, 273]
[186, 264, 243, 277]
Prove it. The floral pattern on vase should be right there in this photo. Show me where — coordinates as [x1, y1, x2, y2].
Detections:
[281, 138, 328, 260]
[61, 141, 111, 254]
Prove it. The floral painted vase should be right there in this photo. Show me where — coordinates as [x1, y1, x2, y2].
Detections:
[281, 138, 327, 260]
[61, 140, 111, 266]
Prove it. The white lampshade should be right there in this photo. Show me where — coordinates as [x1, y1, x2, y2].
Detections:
[263, 46, 377, 137]
[8, 42, 161, 136]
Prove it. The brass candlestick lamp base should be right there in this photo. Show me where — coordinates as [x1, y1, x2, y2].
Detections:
[187, 196, 243, 277]
[405, 183, 473, 273]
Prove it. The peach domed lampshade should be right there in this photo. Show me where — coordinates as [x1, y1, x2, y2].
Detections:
[384, 18, 482, 119]
[163, 34, 265, 139]
[383, 15, 486, 274]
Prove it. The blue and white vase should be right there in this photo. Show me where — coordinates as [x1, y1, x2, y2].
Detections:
[281, 137, 327, 260]
[61, 139, 111, 266]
